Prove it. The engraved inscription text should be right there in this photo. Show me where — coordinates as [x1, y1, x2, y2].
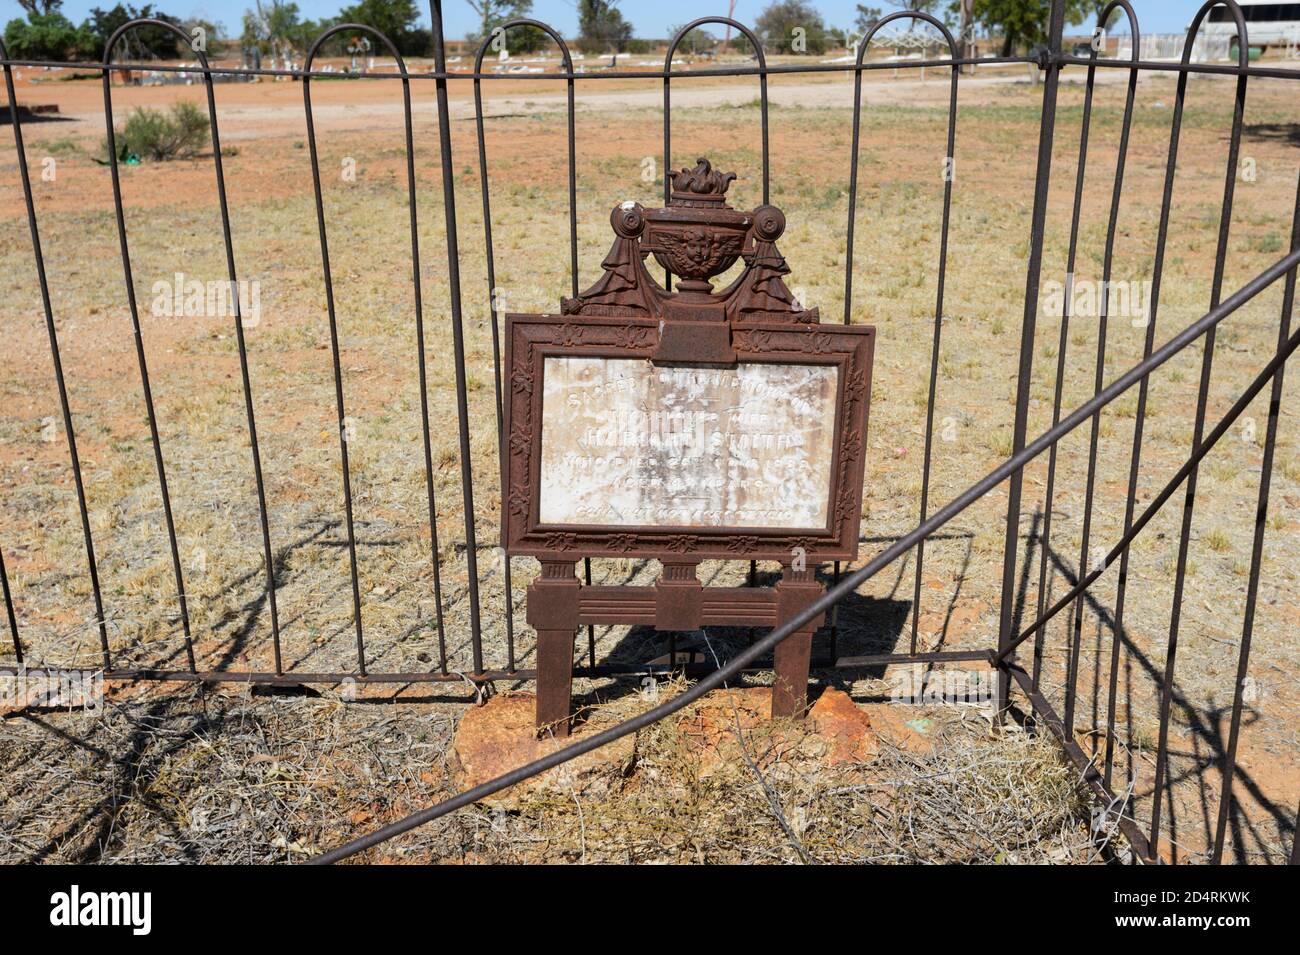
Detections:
[538, 357, 839, 529]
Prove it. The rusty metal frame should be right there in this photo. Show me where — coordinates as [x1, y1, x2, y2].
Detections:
[503, 315, 873, 564]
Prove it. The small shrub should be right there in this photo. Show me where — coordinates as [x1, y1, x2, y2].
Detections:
[1250, 232, 1284, 255]
[105, 102, 210, 162]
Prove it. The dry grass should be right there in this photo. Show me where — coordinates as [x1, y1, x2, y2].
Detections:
[1, 679, 1117, 865]
[473, 689, 1104, 865]
[1, 683, 457, 862]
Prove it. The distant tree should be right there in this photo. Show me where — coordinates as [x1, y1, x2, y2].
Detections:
[86, 4, 186, 59]
[337, 0, 430, 56]
[240, 1, 326, 62]
[953, 0, 1092, 56]
[755, 0, 830, 55]
[854, 5, 882, 34]
[5, 0, 198, 61]
[466, 0, 516, 39]
[465, 0, 544, 56]
[577, 0, 632, 55]
[667, 23, 716, 56]
[180, 17, 226, 53]
[182, 17, 223, 40]
[893, 0, 946, 15]
[16, 0, 65, 16]
[866, 2, 951, 32]
[3, 10, 96, 59]
[853, 2, 957, 55]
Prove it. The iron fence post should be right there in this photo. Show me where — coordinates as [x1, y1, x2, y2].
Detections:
[996, 0, 1067, 715]
[428, 0, 485, 672]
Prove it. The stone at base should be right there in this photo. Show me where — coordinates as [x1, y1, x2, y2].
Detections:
[674, 687, 883, 777]
[809, 688, 879, 763]
[446, 687, 940, 807]
[446, 692, 636, 809]
[859, 700, 937, 755]
[674, 687, 780, 778]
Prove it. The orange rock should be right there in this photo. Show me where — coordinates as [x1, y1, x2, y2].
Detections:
[677, 687, 882, 774]
[448, 687, 922, 806]
[808, 689, 879, 764]
[859, 702, 938, 755]
[446, 692, 635, 808]
[675, 687, 788, 778]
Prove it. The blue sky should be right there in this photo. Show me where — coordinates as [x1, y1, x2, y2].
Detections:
[0, 1, 1210, 41]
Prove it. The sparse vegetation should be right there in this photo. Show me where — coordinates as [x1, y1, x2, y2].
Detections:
[0, 681, 1113, 863]
[104, 102, 210, 162]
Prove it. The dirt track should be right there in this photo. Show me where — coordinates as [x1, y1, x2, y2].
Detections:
[4, 62, 1156, 140]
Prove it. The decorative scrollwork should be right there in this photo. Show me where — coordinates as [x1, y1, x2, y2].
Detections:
[609, 533, 638, 552]
[553, 323, 585, 347]
[613, 324, 652, 349]
[727, 535, 760, 554]
[667, 534, 698, 554]
[735, 329, 775, 353]
[543, 532, 577, 551]
[802, 332, 835, 355]
[508, 425, 532, 455]
[510, 364, 534, 396]
[507, 489, 530, 519]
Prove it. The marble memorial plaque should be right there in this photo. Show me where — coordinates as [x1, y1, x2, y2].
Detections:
[538, 357, 839, 529]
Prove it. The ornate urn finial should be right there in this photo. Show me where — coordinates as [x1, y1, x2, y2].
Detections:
[558, 156, 818, 344]
[668, 157, 738, 207]
[645, 158, 749, 297]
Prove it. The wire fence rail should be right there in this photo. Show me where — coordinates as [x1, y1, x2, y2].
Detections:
[1, 0, 1297, 865]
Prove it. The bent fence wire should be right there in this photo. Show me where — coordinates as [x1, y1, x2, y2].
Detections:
[0, 0, 1295, 864]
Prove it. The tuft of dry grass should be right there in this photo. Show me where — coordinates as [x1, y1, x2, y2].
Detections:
[1203, 528, 1230, 552]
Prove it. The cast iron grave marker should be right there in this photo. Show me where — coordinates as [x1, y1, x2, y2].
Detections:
[504, 158, 875, 735]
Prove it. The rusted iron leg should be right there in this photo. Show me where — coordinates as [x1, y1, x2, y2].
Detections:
[654, 561, 702, 631]
[772, 628, 814, 718]
[526, 560, 580, 737]
[772, 562, 824, 719]
[535, 627, 576, 737]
